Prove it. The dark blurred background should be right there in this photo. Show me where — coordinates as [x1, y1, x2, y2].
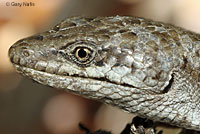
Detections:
[1, 0, 200, 134]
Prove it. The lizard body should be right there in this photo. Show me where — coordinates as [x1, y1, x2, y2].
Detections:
[8, 16, 200, 131]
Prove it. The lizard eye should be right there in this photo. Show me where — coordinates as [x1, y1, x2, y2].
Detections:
[59, 41, 96, 66]
[75, 47, 92, 62]
[70, 42, 96, 66]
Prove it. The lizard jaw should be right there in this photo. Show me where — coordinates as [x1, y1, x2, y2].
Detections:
[13, 64, 142, 105]
[13, 64, 134, 96]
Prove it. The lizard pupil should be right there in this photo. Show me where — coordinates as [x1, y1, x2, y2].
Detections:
[78, 48, 87, 58]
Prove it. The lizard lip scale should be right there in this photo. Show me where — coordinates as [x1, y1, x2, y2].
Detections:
[8, 16, 200, 131]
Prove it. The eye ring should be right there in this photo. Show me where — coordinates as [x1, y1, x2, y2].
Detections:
[75, 47, 90, 61]
[72, 44, 96, 65]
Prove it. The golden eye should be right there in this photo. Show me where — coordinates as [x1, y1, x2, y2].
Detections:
[75, 47, 91, 61]
[63, 41, 96, 66]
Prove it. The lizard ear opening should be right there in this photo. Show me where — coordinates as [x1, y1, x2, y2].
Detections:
[162, 74, 174, 93]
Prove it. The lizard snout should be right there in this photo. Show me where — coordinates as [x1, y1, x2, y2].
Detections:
[8, 41, 35, 67]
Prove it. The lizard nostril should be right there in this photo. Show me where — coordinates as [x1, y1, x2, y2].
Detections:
[23, 50, 30, 57]
[8, 41, 34, 65]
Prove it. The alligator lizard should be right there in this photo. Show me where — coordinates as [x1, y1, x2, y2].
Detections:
[8, 16, 200, 131]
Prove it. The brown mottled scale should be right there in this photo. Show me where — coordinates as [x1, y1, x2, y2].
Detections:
[8, 16, 200, 131]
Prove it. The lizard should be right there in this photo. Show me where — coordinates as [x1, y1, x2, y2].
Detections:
[8, 16, 200, 132]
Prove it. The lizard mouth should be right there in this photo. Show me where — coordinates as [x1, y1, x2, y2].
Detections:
[13, 63, 136, 98]
[12, 62, 135, 90]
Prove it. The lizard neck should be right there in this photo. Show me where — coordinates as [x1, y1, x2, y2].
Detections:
[101, 69, 200, 131]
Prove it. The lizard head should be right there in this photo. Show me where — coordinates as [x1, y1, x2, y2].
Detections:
[9, 16, 200, 131]
[9, 16, 174, 108]
[9, 16, 173, 100]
